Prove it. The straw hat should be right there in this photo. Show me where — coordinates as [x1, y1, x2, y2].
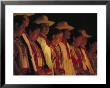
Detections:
[34, 15, 55, 26]
[55, 21, 75, 31]
[79, 30, 92, 38]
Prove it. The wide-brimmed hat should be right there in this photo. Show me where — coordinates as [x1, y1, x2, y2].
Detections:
[34, 15, 55, 26]
[79, 30, 92, 38]
[55, 21, 75, 31]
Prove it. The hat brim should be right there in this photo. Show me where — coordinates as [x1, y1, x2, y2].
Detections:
[48, 21, 55, 26]
[79, 30, 92, 38]
[83, 34, 92, 38]
[56, 25, 74, 31]
[35, 20, 55, 26]
[82, 33, 92, 38]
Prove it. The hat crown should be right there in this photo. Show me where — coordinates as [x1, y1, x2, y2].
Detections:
[37, 15, 49, 21]
[57, 21, 69, 27]
[34, 15, 55, 26]
[81, 30, 87, 34]
[80, 30, 92, 38]
[56, 21, 74, 30]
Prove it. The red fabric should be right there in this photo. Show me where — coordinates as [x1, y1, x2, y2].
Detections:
[25, 34, 39, 71]
[53, 47, 60, 70]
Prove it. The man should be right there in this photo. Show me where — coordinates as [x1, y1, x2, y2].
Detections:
[50, 28, 65, 75]
[22, 22, 52, 75]
[21, 23, 43, 75]
[70, 30, 86, 75]
[14, 15, 30, 75]
[34, 15, 55, 75]
[79, 29, 95, 75]
[88, 39, 97, 75]
[55, 21, 76, 75]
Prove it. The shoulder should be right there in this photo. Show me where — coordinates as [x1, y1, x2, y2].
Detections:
[37, 37, 46, 45]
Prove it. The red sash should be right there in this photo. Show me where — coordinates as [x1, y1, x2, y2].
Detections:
[52, 46, 60, 70]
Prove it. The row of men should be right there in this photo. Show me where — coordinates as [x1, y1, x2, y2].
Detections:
[14, 14, 97, 75]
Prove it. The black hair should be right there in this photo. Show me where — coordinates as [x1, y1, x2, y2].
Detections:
[86, 36, 97, 50]
[48, 28, 62, 41]
[39, 23, 49, 31]
[73, 30, 82, 39]
[14, 15, 25, 32]
[26, 23, 41, 35]
[69, 30, 82, 45]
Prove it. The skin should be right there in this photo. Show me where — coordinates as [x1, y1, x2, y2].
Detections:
[24, 15, 29, 28]
[52, 32, 63, 46]
[29, 28, 40, 41]
[41, 23, 49, 35]
[73, 35, 83, 47]
[80, 36, 88, 48]
[15, 16, 29, 37]
[15, 20, 27, 37]
[63, 30, 71, 40]
[89, 41, 97, 53]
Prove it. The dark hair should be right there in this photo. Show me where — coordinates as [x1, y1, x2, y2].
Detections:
[48, 28, 62, 41]
[69, 30, 82, 45]
[72, 30, 82, 40]
[39, 23, 49, 31]
[86, 36, 97, 50]
[14, 15, 25, 32]
[26, 23, 41, 35]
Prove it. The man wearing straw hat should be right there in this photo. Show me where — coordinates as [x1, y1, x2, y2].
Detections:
[55, 21, 76, 75]
[79, 29, 95, 75]
[34, 15, 55, 75]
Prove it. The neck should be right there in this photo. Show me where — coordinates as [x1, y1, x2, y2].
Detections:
[52, 40, 58, 47]
[40, 33, 47, 38]
[62, 38, 66, 43]
[73, 42, 79, 48]
[28, 34, 34, 42]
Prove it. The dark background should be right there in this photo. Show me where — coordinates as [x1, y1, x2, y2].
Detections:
[30, 13, 97, 47]
[31, 13, 97, 37]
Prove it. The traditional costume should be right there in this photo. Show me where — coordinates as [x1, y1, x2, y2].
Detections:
[35, 15, 55, 75]
[70, 45, 84, 75]
[55, 21, 76, 75]
[79, 30, 95, 75]
[22, 33, 52, 75]
[14, 35, 30, 75]
[51, 44, 65, 75]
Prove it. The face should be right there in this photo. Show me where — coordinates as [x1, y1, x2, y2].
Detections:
[64, 30, 71, 40]
[75, 35, 83, 47]
[81, 37, 88, 47]
[24, 16, 29, 27]
[30, 28, 40, 41]
[90, 41, 97, 53]
[52, 32, 63, 45]
[42, 23, 49, 35]
[56, 32, 63, 43]
[16, 20, 26, 36]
